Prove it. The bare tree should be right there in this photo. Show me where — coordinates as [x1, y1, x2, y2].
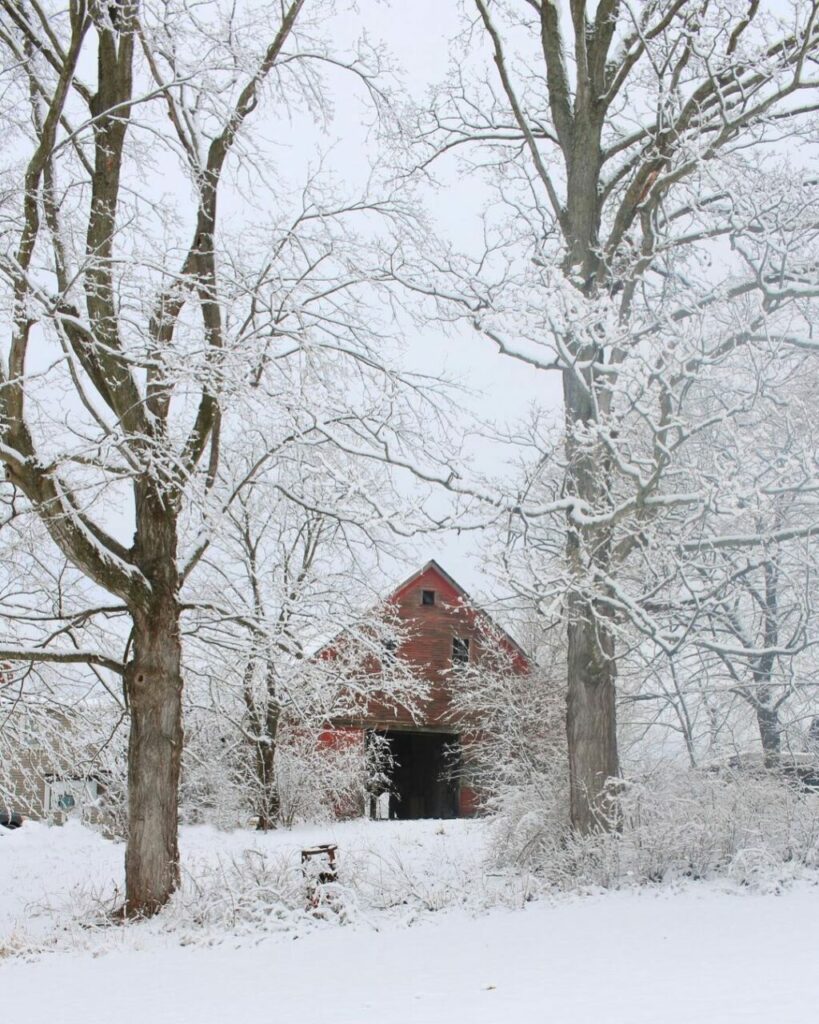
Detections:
[0, 0, 429, 913]
[635, 385, 819, 768]
[394, 0, 819, 831]
[184, 450, 428, 831]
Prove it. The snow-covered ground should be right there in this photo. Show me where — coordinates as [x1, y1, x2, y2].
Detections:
[2, 819, 818, 1023]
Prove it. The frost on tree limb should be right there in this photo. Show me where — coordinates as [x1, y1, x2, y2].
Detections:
[0, 0, 440, 915]
[181, 458, 431, 831]
[392, 0, 819, 831]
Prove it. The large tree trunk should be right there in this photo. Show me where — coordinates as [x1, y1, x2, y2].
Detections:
[563, 342, 620, 832]
[124, 602, 183, 915]
[565, 591, 619, 831]
[755, 559, 781, 770]
[124, 488, 183, 916]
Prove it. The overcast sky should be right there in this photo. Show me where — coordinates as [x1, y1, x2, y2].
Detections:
[301, 0, 563, 603]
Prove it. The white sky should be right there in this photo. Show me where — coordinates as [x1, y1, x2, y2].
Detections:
[317, 0, 562, 600]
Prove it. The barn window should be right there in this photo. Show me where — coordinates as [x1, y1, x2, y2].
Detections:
[421, 589, 436, 606]
[452, 636, 470, 667]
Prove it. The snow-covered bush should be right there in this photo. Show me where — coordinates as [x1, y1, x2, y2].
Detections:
[275, 728, 393, 827]
[180, 709, 249, 830]
[494, 766, 819, 890]
[180, 710, 392, 830]
[0, 818, 518, 955]
[448, 619, 569, 836]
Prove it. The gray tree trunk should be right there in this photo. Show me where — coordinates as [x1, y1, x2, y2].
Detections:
[753, 557, 781, 770]
[755, 702, 782, 769]
[254, 697, 281, 830]
[566, 592, 619, 830]
[123, 487, 183, 916]
[561, 307, 620, 831]
[124, 606, 183, 915]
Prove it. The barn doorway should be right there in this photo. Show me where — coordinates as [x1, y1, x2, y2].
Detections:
[369, 729, 460, 819]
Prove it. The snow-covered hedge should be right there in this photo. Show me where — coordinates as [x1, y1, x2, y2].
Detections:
[493, 767, 819, 890]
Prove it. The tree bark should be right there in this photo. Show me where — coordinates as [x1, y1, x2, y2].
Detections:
[123, 488, 183, 916]
[254, 698, 281, 830]
[755, 701, 781, 770]
[562, 324, 620, 831]
[124, 604, 183, 915]
[753, 556, 781, 770]
[243, 656, 281, 831]
[565, 593, 619, 831]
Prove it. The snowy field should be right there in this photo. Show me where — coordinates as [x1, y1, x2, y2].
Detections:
[2, 819, 819, 1024]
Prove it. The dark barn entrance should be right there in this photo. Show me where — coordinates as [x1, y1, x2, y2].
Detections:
[371, 729, 460, 819]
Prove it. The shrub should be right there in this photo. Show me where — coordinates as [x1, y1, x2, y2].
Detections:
[491, 766, 819, 890]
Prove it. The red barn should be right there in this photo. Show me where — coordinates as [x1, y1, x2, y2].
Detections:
[319, 560, 529, 820]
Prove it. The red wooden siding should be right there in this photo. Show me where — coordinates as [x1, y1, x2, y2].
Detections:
[326, 561, 528, 731]
[317, 561, 529, 818]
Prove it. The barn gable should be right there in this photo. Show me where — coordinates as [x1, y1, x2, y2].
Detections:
[388, 559, 529, 670]
[321, 560, 529, 819]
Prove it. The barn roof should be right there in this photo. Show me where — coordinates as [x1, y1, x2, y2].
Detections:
[387, 559, 530, 664]
[389, 558, 468, 602]
[312, 559, 530, 666]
